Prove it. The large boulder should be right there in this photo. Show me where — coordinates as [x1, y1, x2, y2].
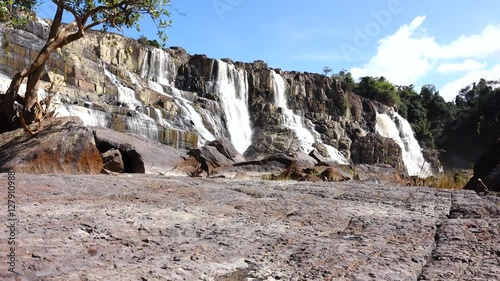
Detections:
[0, 117, 102, 174]
[464, 140, 500, 192]
[92, 127, 184, 174]
[185, 138, 246, 176]
[206, 138, 245, 163]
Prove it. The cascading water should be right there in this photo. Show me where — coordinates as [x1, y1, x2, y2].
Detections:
[141, 48, 172, 86]
[55, 104, 111, 127]
[211, 60, 253, 154]
[125, 114, 160, 140]
[271, 70, 348, 164]
[375, 110, 432, 176]
[171, 87, 215, 144]
[139, 50, 217, 146]
[104, 68, 141, 110]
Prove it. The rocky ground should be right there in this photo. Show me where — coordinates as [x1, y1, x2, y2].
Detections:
[0, 173, 499, 281]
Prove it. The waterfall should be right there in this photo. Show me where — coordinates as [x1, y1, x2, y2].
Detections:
[271, 70, 348, 164]
[212, 60, 253, 154]
[55, 104, 111, 128]
[171, 87, 215, 144]
[375, 111, 432, 176]
[139, 50, 216, 146]
[104, 68, 141, 110]
[125, 113, 160, 140]
[141, 48, 172, 86]
[272, 70, 315, 152]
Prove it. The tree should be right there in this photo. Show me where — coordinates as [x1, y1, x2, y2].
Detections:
[323, 66, 332, 76]
[355, 76, 400, 107]
[0, 0, 172, 135]
[332, 69, 355, 91]
[0, 0, 37, 24]
[137, 34, 161, 48]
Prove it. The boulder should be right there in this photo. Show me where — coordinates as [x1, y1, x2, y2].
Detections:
[319, 167, 351, 182]
[185, 138, 247, 176]
[101, 148, 124, 173]
[279, 161, 306, 180]
[92, 127, 184, 174]
[0, 117, 102, 174]
[206, 138, 245, 163]
[188, 146, 234, 168]
[309, 149, 326, 164]
[464, 140, 500, 192]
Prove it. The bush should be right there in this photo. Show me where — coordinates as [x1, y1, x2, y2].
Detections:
[137, 35, 161, 48]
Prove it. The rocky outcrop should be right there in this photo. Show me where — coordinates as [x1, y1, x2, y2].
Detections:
[0, 20, 422, 173]
[0, 117, 102, 174]
[464, 140, 500, 192]
[350, 133, 405, 172]
[92, 127, 184, 174]
[183, 138, 245, 176]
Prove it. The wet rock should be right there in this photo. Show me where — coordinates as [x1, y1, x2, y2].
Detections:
[0, 117, 102, 174]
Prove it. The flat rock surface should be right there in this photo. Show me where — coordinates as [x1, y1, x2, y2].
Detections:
[0, 174, 499, 281]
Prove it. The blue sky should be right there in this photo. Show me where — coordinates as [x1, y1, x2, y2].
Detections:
[38, 0, 500, 101]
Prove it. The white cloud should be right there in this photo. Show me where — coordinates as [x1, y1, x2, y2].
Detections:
[435, 25, 500, 59]
[439, 64, 500, 101]
[437, 59, 486, 74]
[350, 16, 500, 101]
[350, 16, 437, 85]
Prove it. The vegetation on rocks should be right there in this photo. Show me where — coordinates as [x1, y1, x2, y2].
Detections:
[326, 67, 499, 167]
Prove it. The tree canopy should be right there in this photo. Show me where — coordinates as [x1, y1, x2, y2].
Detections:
[325, 70, 499, 158]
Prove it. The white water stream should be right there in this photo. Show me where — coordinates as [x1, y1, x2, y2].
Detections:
[376, 111, 432, 176]
[271, 70, 348, 164]
[211, 60, 253, 153]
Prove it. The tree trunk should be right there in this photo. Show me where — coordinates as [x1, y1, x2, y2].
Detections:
[0, 19, 83, 133]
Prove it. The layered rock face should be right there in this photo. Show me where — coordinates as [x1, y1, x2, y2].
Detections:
[0, 19, 435, 174]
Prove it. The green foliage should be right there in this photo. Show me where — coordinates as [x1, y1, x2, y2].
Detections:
[0, 0, 36, 26]
[453, 79, 500, 144]
[1, 0, 172, 43]
[332, 69, 355, 91]
[137, 34, 161, 48]
[355, 76, 400, 107]
[61, 0, 172, 43]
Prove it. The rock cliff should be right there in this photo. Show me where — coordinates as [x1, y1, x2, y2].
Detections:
[0, 19, 436, 175]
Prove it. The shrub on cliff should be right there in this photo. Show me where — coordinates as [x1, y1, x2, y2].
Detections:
[355, 76, 401, 108]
